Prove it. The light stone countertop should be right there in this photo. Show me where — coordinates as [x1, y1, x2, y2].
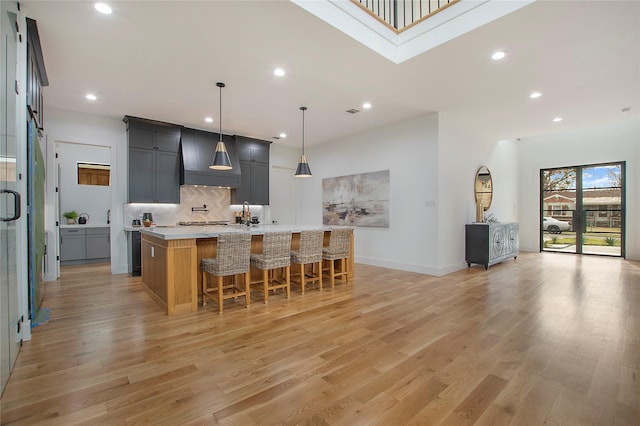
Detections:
[138, 224, 337, 240]
[60, 224, 111, 229]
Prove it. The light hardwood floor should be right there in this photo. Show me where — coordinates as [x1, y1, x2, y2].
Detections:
[1, 253, 639, 425]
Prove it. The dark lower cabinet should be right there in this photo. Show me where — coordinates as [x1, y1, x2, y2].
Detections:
[128, 231, 141, 277]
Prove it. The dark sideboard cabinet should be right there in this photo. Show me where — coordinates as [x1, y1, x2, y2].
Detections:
[465, 223, 519, 270]
[124, 116, 181, 203]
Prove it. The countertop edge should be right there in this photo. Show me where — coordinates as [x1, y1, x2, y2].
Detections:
[60, 224, 111, 229]
[138, 225, 343, 240]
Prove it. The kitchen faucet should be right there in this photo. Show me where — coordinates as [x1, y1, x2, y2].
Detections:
[242, 201, 250, 225]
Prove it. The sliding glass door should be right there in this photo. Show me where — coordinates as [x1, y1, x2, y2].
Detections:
[541, 162, 624, 257]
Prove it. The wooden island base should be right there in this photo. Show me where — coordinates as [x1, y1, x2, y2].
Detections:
[141, 229, 354, 315]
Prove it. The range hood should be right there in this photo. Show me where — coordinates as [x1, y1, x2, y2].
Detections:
[181, 127, 241, 188]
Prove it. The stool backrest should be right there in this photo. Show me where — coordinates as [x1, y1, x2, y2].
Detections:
[327, 227, 352, 258]
[261, 231, 292, 261]
[298, 230, 324, 257]
[216, 232, 252, 275]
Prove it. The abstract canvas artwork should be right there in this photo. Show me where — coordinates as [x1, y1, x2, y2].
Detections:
[322, 170, 390, 227]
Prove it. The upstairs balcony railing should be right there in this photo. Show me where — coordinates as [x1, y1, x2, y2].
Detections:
[352, 0, 460, 33]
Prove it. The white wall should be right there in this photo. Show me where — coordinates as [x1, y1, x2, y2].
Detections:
[56, 142, 111, 225]
[518, 118, 639, 260]
[269, 143, 298, 225]
[438, 113, 520, 273]
[295, 113, 445, 275]
[44, 108, 128, 276]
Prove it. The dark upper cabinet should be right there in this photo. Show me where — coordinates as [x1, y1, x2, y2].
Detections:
[128, 148, 154, 202]
[232, 136, 270, 205]
[155, 150, 181, 203]
[234, 162, 252, 205]
[250, 163, 270, 205]
[181, 127, 241, 188]
[124, 116, 181, 203]
[236, 136, 270, 163]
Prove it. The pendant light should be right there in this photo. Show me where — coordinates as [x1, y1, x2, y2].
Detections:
[295, 106, 312, 177]
[210, 82, 232, 170]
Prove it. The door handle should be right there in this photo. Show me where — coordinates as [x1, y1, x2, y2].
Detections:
[1, 189, 21, 222]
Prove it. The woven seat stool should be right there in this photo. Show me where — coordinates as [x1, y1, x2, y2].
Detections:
[322, 227, 352, 287]
[290, 229, 323, 294]
[201, 232, 251, 314]
[250, 231, 292, 304]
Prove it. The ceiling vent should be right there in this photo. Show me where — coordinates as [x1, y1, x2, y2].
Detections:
[346, 108, 360, 114]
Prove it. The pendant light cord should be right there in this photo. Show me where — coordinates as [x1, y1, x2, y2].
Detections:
[302, 108, 305, 155]
[219, 84, 223, 142]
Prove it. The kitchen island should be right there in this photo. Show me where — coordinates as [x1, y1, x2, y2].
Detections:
[139, 225, 354, 315]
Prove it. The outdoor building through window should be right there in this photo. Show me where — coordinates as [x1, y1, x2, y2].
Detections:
[540, 162, 624, 257]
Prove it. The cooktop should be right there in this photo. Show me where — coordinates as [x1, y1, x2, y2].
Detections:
[177, 221, 230, 226]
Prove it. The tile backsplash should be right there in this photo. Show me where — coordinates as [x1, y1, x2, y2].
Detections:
[123, 186, 266, 226]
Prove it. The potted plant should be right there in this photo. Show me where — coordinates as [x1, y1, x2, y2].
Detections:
[63, 210, 79, 224]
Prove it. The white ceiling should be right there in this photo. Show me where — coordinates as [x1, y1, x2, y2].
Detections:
[21, 0, 640, 148]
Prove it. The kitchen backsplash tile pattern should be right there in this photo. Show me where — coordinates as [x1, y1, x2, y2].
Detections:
[123, 186, 265, 226]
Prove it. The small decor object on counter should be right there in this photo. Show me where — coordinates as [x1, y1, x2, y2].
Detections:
[132, 219, 141, 227]
[63, 210, 79, 224]
[78, 213, 89, 224]
[485, 213, 498, 223]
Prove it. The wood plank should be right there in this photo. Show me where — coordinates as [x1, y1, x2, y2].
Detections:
[1, 253, 638, 425]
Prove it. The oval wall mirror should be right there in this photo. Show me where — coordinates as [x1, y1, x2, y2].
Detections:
[474, 166, 493, 210]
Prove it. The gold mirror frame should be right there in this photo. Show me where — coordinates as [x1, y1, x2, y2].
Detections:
[474, 166, 493, 217]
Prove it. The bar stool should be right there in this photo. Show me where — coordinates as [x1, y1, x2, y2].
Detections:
[200, 232, 251, 314]
[322, 227, 352, 287]
[290, 229, 323, 294]
[250, 231, 292, 304]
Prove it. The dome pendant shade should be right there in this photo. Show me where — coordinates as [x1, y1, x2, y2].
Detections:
[210, 82, 233, 171]
[295, 154, 312, 177]
[294, 106, 312, 178]
[210, 141, 232, 170]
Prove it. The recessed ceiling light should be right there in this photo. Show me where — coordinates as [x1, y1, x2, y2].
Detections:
[552, 117, 563, 122]
[362, 102, 372, 109]
[530, 91, 542, 99]
[279, 132, 287, 138]
[85, 94, 97, 101]
[274, 68, 285, 77]
[94, 3, 112, 15]
[205, 117, 213, 123]
[491, 50, 506, 60]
